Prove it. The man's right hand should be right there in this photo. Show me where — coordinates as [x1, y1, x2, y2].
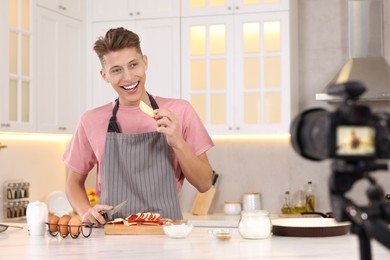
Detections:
[81, 204, 113, 227]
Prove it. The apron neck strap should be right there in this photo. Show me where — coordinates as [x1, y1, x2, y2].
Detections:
[107, 93, 159, 133]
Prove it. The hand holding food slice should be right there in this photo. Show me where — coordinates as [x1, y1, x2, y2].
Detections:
[139, 100, 155, 117]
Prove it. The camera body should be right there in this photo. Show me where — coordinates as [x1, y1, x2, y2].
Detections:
[291, 81, 390, 162]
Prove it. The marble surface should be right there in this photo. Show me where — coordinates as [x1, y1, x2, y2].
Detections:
[0, 223, 389, 259]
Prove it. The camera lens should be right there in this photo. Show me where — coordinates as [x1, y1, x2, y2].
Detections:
[290, 108, 331, 161]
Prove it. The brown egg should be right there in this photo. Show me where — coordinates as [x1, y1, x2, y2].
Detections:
[58, 214, 71, 236]
[48, 215, 60, 233]
[68, 216, 82, 236]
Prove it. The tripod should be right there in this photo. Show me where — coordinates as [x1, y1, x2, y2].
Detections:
[329, 160, 390, 260]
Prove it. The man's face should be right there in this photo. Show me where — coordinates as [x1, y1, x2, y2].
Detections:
[100, 47, 148, 106]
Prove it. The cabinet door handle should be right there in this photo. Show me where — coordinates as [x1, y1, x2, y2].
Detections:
[129, 12, 133, 16]
[136, 12, 140, 15]
[227, 6, 232, 10]
[1, 123, 11, 127]
[58, 5, 67, 11]
[236, 126, 240, 130]
[58, 126, 67, 131]
[235, 6, 240, 10]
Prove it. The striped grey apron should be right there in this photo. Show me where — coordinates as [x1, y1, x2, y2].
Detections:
[99, 94, 183, 220]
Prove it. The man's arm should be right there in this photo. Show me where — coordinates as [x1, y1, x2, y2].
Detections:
[65, 169, 111, 226]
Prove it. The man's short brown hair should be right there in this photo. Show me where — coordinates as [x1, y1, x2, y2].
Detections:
[93, 27, 143, 64]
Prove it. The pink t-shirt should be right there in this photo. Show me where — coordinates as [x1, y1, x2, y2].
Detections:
[62, 96, 214, 196]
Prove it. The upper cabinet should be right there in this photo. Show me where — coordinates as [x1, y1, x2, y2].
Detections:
[90, 0, 180, 21]
[36, 0, 85, 20]
[0, 0, 35, 133]
[181, 0, 290, 17]
[181, 0, 298, 134]
[35, 6, 86, 134]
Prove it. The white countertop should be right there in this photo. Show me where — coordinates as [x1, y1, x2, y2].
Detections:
[1, 222, 389, 259]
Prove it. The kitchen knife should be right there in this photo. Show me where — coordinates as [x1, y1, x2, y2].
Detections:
[102, 200, 127, 220]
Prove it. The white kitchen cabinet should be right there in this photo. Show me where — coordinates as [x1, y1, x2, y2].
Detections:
[35, 7, 85, 134]
[90, 0, 180, 21]
[36, 0, 85, 20]
[181, 0, 289, 17]
[88, 19, 180, 109]
[181, 6, 297, 134]
[0, 0, 35, 133]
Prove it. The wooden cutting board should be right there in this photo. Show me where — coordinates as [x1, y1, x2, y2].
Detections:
[104, 224, 164, 235]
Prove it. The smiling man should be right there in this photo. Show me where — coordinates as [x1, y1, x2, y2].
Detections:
[63, 27, 214, 226]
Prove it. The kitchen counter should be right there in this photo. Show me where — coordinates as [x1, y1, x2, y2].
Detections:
[0, 223, 389, 259]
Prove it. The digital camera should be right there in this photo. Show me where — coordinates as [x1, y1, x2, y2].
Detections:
[290, 81, 390, 161]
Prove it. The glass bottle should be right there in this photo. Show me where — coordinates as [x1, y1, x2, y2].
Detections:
[238, 210, 271, 239]
[305, 181, 316, 212]
[281, 191, 292, 214]
[293, 190, 306, 213]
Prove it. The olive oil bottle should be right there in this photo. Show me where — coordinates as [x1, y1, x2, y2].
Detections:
[293, 190, 307, 213]
[305, 181, 316, 212]
[281, 191, 292, 214]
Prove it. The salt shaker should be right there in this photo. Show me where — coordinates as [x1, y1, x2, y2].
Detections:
[238, 210, 271, 239]
[26, 201, 48, 236]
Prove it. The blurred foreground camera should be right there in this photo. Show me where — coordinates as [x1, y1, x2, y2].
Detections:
[290, 81, 390, 260]
[290, 81, 390, 162]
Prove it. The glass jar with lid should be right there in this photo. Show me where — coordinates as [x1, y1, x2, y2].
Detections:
[238, 210, 271, 239]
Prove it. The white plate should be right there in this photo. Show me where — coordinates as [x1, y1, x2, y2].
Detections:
[46, 191, 73, 217]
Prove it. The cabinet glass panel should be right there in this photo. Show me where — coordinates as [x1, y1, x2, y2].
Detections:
[243, 23, 260, 54]
[22, 81, 30, 122]
[9, 32, 18, 74]
[21, 0, 30, 30]
[190, 0, 205, 8]
[243, 58, 260, 90]
[244, 93, 260, 124]
[264, 57, 280, 88]
[191, 60, 206, 90]
[264, 21, 280, 52]
[264, 92, 280, 124]
[210, 25, 225, 55]
[211, 94, 226, 124]
[243, 0, 259, 4]
[191, 95, 206, 123]
[9, 0, 18, 27]
[210, 59, 225, 90]
[9, 80, 18, 121]
[189, 0, 225, 8]
[22, 34, 30, 76]
[190, 26, 206, 56]
[210, 0, 225, 7]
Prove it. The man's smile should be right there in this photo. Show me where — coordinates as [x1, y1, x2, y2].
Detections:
[121, 81, 139, 90]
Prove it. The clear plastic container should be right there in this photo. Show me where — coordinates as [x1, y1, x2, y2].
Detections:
[238, 210, 271, 239]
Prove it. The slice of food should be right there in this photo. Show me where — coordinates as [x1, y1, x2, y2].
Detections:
[107, 218, 125, 224]
[139, 101, 155, 117]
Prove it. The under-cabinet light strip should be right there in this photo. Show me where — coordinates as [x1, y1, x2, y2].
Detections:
[0, 132, 72, 141]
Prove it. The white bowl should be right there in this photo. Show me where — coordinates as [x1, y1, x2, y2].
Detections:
[163, 223, 193, 238]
